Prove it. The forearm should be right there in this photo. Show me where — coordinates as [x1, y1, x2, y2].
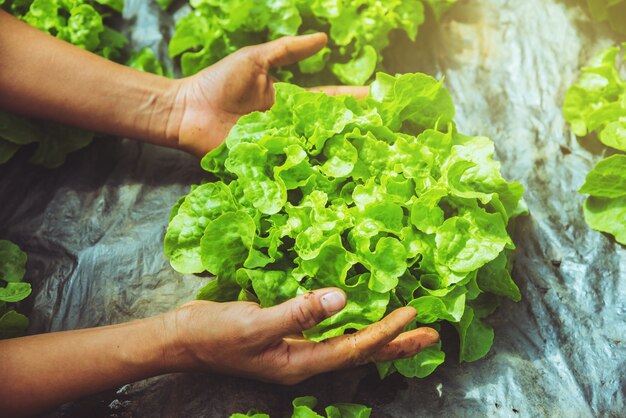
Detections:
[0, 10, 182, 148]
[0, 315, 175, 417]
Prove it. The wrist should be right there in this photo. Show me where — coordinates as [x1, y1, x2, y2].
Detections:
[137, 75, 185, 150]
[155, 308, 199, 373]
[155, 78, 185, 151]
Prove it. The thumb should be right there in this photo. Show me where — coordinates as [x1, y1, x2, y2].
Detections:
[259, 288, 347, 339]
[250, 32, 328, 68]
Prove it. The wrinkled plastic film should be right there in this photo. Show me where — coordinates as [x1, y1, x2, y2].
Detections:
[0, 0, 623, 417]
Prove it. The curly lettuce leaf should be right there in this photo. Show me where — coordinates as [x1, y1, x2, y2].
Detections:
[27, 122, 94, 168]
[200, 211, 256, 277]
[563, 46, 626, 140]
[454, 308, 494, 362]
[389, 343, 445, 378]
[0, 310, 29, 339]
[127, 47, 171, 77]
[293, 396, 371, 418]
[368, 72, 455, 132]
[0, 240, 27, 283]
[93, 0, 123, 13]
[0, 282, 32, 302]
[564, 44, 626, 245]
[579, 154, 626, 198]
[476, 252, 521, 302]
[15, 0, 127, 56]
[583, 195, 626, 245]
[164, 183, 238, 274]
[0, 112, 41, 145]
[0, 240, 30, 339]
[229, 396, 371, 418]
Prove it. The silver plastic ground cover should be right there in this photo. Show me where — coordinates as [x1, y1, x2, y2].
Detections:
[0, 0, 624, 416]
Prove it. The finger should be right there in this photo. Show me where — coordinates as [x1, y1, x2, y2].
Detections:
[307, 86, 370, 99]
[291, 307, 418, 376]
[251, 33, 328, 68]
[259, 288, 347, 340]
[369, 327, 440, 362]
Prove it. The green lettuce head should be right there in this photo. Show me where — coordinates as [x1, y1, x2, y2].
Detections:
[165, 72, 525, 378]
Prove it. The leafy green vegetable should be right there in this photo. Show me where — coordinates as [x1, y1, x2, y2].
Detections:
[583, 195, 626, 245]
[0, 240, 30, 339]
[0, 139, 20, 164]
[3, 0, 127, 58]
[0, 0, 127, 167]
[0, 108, 94, 168]
[563, 46, 626, 141]
[564, 44, 626, 245]
[168, 0, 458, 84]
[423, 0, 458, 21]
[0, 309, 30, 339]
[585, 0, 626, 35]
[155, 0, 174, 11]
[579, 155, 626, 198]
[165, 72, 524, 377]
[230, 396, 371, 418]
[127, 47, 172, 77]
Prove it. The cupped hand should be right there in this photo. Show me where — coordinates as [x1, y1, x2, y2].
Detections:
[161, 288, 439, 385]
[168, 33, 369, 157]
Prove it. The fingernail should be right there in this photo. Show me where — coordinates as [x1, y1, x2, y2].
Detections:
[320, 291, 346, 314]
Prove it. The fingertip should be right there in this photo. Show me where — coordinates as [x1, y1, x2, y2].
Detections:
[265, 32, 329, 67]
[303, 32, 328, 44]
[369, 327, 440, 363]
[392, 306, 417, 322]
[404, 305, 417, 318]
[351, 86, 370, 100]
[416, 326, 440, 346]
[317, 288, 347, 315]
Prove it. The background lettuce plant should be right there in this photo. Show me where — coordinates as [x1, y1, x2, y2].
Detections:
[0, 0, 128, 167]
[0, 240, 30, 339]
[564, 44, 626, 244]
[230, 396, 371, 418]
[164, 72, 525, 378]
[168, 0, 458, 85]
[585, 0, 626, 35]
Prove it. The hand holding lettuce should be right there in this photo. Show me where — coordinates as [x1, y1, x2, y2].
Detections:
[165, 72, 525, 378]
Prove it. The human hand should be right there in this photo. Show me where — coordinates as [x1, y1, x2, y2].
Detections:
[166, 33, 369, 157]
[161, 288, 440, 384]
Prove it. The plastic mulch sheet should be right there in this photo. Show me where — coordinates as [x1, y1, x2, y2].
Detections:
[0, 0, 624, 416]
